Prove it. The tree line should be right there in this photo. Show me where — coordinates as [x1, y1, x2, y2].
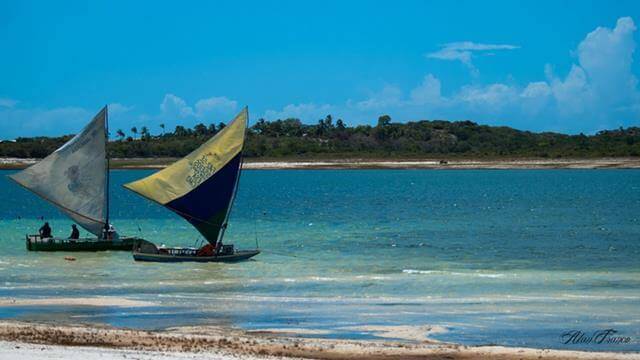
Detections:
[1, 115, 639, 159]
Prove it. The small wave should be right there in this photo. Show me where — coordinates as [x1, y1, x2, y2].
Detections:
[153, 293, 640, 306]
[402, 269, 505, 278]
[402, 269, 440, 275]
[475, 273, 505, 278]
[309, 276, 339, 282]
[355, 275, 390, 281]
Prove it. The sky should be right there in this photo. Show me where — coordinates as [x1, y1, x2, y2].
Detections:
[2, 0, 640, 139]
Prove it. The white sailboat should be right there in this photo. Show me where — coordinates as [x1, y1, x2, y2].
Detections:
[8, 106, 144, 251]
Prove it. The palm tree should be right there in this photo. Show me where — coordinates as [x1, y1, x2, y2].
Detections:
[116, 129, 125, 141]
[131, 126, 138, 139]
[140, 126, 150, 140]
[159, 123, 165, 136]
[377, 115, 391, 127]
[194, 123, 207, 136]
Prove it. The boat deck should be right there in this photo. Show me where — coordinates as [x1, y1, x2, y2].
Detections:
[26, 235, 141, 251]
[133, 249, 260, 262]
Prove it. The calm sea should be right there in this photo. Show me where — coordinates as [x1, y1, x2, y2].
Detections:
[0, 169, 639, 351]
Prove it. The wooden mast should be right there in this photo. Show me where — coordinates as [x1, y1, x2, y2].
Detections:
[215, 106, 248, 247]
[104, 105, 110, 238]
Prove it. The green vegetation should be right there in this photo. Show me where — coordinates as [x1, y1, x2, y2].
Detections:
[2, 115, 639, 159]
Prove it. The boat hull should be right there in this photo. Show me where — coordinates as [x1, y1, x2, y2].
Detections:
[133, 249, 260, 262]
[26, 235, 141, 252]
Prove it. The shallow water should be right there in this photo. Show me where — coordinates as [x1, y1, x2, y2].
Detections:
[0, 169, 639, 351]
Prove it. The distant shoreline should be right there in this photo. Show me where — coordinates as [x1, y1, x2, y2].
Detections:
[2, 157, 640, 170]
[0, 320, 636, 360]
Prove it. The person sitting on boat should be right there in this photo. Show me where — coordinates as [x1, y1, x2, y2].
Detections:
[196, 243, 215, 257]
[102, 223, 120, 241]
[69, 224, 79, 240]
[39, 222, 52, 238]
[108, 224, 120, 240]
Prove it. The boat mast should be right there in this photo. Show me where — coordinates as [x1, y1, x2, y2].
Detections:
[216, 106, 248, 246]
[104, 105, 110, 235]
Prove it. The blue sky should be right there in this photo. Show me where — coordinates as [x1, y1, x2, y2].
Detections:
[1, 0, 640, 139]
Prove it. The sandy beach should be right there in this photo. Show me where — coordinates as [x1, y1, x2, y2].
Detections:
[0, 340, 296, 360]
[2, 157, 640, 170]
[0, 320, 637, 360]
[0, 297, 156, 308]
[241, 158, 640, 170]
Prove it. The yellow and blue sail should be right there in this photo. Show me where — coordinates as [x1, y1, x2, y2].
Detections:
[123, 108, 247, 245]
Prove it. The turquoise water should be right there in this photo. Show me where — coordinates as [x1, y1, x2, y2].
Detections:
[0, 169, 639, 351]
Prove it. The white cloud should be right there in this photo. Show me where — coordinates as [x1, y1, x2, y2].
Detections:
[520, 82, 551, 99]
[519, 82, 552, 116]
[427, 41, 519, 76]
[160, 94, 194, 119]
[448, 16, 640, 130]
[266, 17, 640, 133]
[108, 102, 133, 115]
[263, 103, 334, 121]
[0, 95, 239, 139]
[410, 74, 443, 105]
[0, 106, 91, 139]
[534, 16, 639, 129]
[158, 94, 240, 122]
[194, 96, 238, 119]
[0, 98, 18, 108]
[353, 85, 403, 110]
[457, 83, 518, 110]
[144, 94, 244, 132]
[548, 64, 592, 116]
[576, 16, 638, 106]
[4, 18, 639, 137]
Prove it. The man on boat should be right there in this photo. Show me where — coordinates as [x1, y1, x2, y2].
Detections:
[196, 243, 215, 256]
[39, 222, 52, 238]
[69, 224, 79, 240]
[102, 223, 120, 241]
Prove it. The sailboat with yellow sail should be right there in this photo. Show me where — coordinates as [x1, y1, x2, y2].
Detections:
[124, 108, 260, 262]
[9, 106, 145, 251]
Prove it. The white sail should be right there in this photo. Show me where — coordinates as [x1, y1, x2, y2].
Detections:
[9, 107, 108, 236]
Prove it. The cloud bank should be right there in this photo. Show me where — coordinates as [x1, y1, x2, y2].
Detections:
[1, 17, 638, 138]
[426, 41, 519, 76]
[0, 105, 91, 139]
[263, 17, 640, 134]
[0, 95, 238, 139]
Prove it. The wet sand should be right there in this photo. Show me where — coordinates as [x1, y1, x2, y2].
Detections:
[0, 297, 156, 307]
[0, 321, 638, 360]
